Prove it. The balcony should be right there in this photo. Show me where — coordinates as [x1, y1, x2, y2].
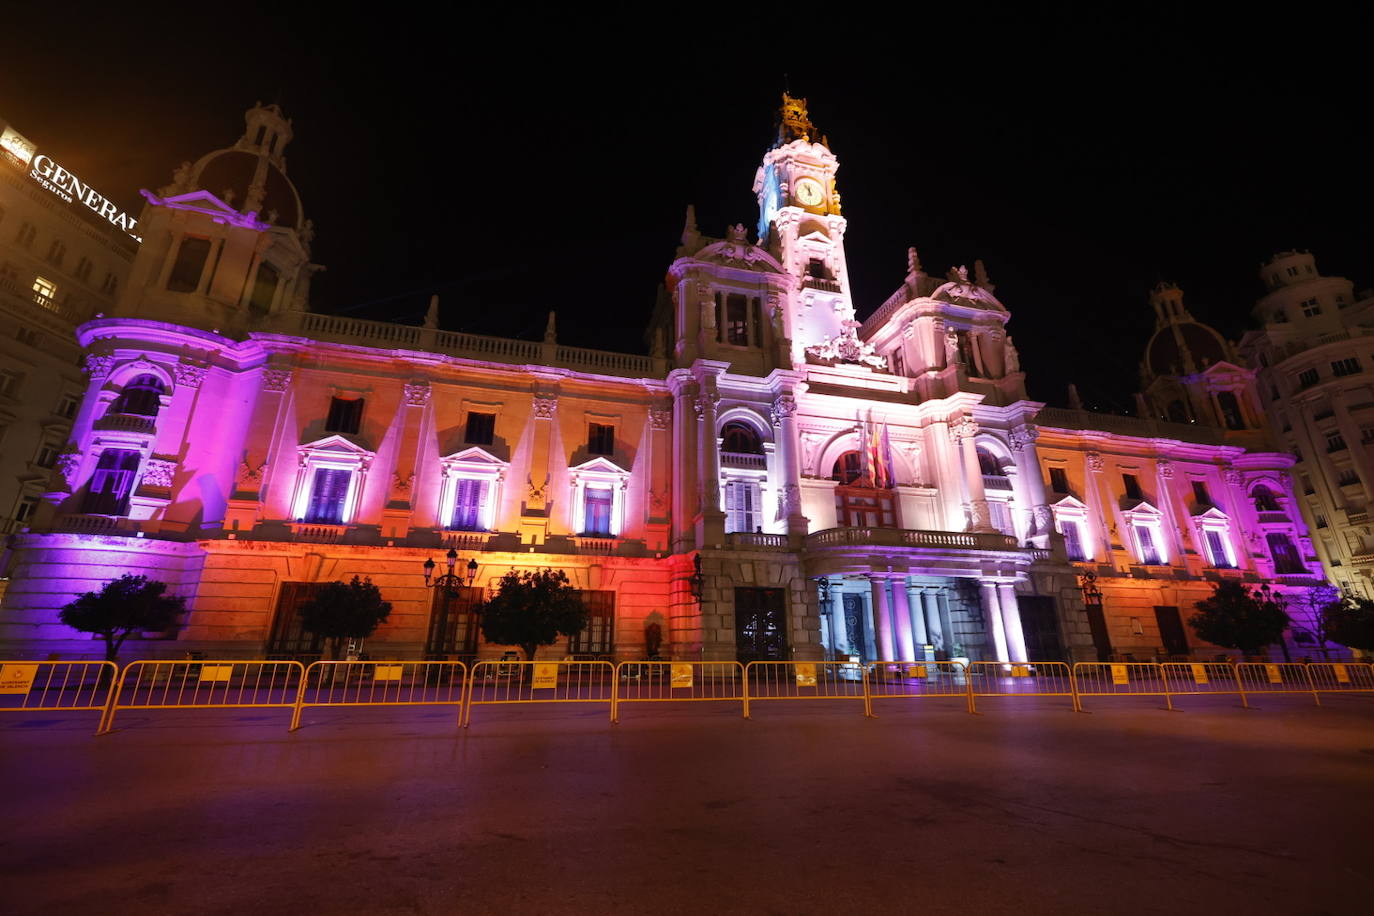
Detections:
[288, 522, 348, 544]
[721, 452, 767, 470]
[801, 276, 842, 294]
[1256, 511, 1290, 524]
[55, 514, 135, 536]
[805, 527, 1019, 551]
[982, 474, 1013, 491]
[92, 413, 156, 434]
[726, 532, 788, 550]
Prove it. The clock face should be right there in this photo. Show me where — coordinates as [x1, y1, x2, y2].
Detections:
[794, 177, 824, 207]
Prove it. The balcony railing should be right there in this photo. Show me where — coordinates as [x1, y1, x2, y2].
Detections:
[721, 452, 767, 470]
[801, 276, 842, 293]
[288, 522, 348, 544]
[982, 474, 1013, 491]
[1256, 511, 1290, 524]
[726, 532, 788, 549]
[92, 413, 157, 433]
[805, 527, 1020, 551]
[56, 514, 132, 535]
[1035, 407, 1226, 446]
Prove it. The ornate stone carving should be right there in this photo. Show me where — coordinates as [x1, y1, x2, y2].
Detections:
[1224, 466, 1242, 487]
[1085, 451, 1104, 473]
[174, 361, 207, 389]
[140, 458, 176, 489]
[950, 416, 979, 442]
[770, 394, 797, 427]
[968, 498, 992, 531]
[403, 381, 431, 406]
[236, 459, 266, 492]
[1157, 459, 1174, 478]
[1009, 424, 1039, 451]
[84, 354, 115, 379]
[648, 407, 671, 431]
[648, 488, 669, 517]
[526, 474, 549, 510]
[693, 391, 718, 421]
[390, 471, 414, 499]
[780, 483, 801, 518]
[798, 431, 825, 475]
[532, 396, 557, 419]
[1033, 505, 1054, 534]
[54, 451, 81, 492]
[804, 320, 887, 370]
[262, 369, 293, 392]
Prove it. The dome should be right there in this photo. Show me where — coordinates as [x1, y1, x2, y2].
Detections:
[1145, 321, 1230, 376]
[194, 150, 301, 230]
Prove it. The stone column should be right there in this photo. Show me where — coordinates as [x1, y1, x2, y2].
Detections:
[981, 580, 1009, 663]
[771, 390, 807, 540]
[953, 416, 994, 532]
[695, 375, 723, 546]
[903, 580, 928, 648]
[997, 583, 1028, 663]
[668, 370, 696, 552]
[824, 582, 844, 659]
[1011, 423, 1051, 543]
[1154, 459, 1190, 566]
[890, 577, 915, 661]
[869, 575, 894, 661]
[920, 589, 944, 652]
[1083, 451, 1113, 561]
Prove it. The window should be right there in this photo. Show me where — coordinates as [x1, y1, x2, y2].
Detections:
[1315, 514, 1328, 529]
[587, 422, 615, 456]
[955, 330, 976, 371]
[1267, 533, 1304, 574]
[1301, 475, 1315, 495]
[725, 293, 750, 346]
[1134, 524, 1162, 565]
[113, 374, 166, 418]
[1272, 309, 1289, 324]
[1287, 266, 1299, 277]
[82, 448, 140, 515]
[1204, 530, 1234, 568]
[45, 239, 66, 267]
[304, 468, 351, 524]
[1191, 480, 1211, 505]
[807, 259, 827, 279]
[14, 497, 38, 524]
[15, 222, 36, 248]
[75, 256, 92, 282]
[725, 479, 761, 533]
[1332, 357, 1361, 377]
[582, 486, 614, 536]
[1251, 486, 1280, 512]
[721, 422, 762, 455]
[464, 412, 496, 445]
[988, 499, 1014, 536]
[0, 369, 23, 399]
[325, 397, 364, 435]
[1326, 433, 1346, 453]
[55, 393, 79, 419]
[1123, 474, 1143, 501]
[1061, 520, 1085, 561]
[1217, 391, 1244, 429]
[568, 591, 614, 655]
[832, 451, 862, 485]
[1297, 368, 1319, 389]
[1300, 297, 1321, 317]
[1363, 428, 1374, 445]
[249, 262, 279, 310]
[977, 447, 1002, 477]
[1048, 467, 1069, 494]
[449, 478, 488, 531]
[1338, 469, 1360, 487]
[34, 443, 60, 468]
[100, 273, 118, 297]
[32, 276, 56, 305]
[16, 326, 39, 347]
[890, 347, 905, 376]
[167, 237, 211, 292]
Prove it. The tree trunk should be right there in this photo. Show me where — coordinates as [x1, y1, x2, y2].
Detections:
[522, 644, 538, 662]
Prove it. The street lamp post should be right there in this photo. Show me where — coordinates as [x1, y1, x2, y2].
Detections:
[1258, 583, 1292, 663]
[422, 549, 479, 659]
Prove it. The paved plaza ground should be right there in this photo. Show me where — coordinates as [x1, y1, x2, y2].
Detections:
[2, 694, 1371, 914]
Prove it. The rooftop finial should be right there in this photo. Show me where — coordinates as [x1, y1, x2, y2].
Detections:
[777, 92, 819, 146]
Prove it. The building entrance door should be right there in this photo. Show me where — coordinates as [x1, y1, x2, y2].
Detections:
[1017, 596, 1065, 662]
[735, 587, 787, 663]
[1154, 606, 1190, 657]
[265, 582, 326, 658]
[842, 593, 868, 661]
[425, 586, 483, 659]
[1084, 603, 1112, 662]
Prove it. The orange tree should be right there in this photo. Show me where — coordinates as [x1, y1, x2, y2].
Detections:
[1189, 580, 1289, 657]
[59, 574, 186, 662]
[477, 568, 589, 661]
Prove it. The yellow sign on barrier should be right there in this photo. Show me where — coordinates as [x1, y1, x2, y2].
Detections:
[0, 663, 39, 694]
[1111, 664, 1129, 685]
[671, 664, 693, 688]
[1010, 665, 1030, 677]
[1191, 664, 1208, 685]
[199, 665, 233, 682]
[532, 663, 558, 689]
[1334, 664, 1350, 684]
[1265, 664, 1282, 684]
[374, 665, 404, 681]
[795, 663, 817, 687]
[909, 665, 928, 678]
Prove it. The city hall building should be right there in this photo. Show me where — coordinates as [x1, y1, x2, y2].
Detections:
[0, 99, 1329, 663]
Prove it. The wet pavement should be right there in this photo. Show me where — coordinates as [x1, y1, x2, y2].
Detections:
[3, 695, 1371, 914]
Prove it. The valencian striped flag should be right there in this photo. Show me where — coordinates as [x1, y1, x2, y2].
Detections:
[864, 414, 894, 489]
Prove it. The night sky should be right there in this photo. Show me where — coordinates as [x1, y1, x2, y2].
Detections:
[3, 8, 1369, 412]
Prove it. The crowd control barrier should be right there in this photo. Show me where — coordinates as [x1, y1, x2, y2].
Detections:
[462, 659, 615, 727]
[612, 661, 746, 723]
[742, 661, 869, 718]
[0, 661, 119, 733]
[292, 660, 469, 730]
[1235, 662, 1320, 705]
[101, 660, 305, 733]
[966, 661, 1076, 712]
[866, 661, 975, 714]
[1306, 662, 1374, 696]
[1159, 662, 1248, 708]
[1072, 662, 1173, 710]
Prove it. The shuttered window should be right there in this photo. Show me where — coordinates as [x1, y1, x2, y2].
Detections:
[305, 468, 351, 524]
[450, 478, 488, 531]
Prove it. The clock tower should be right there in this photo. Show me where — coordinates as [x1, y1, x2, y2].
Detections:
[753, 94, 855, 365]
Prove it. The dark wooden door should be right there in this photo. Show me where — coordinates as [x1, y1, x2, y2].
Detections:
[1154, 606, 1190, 656]
[425, 586, 482, 658]
[266, 582, 326, 656]
[735, 587, 787, 662]
[842, 592, 868, 661]
[1084, 603, 1112, 662]
[1017, 596, 1065, 662]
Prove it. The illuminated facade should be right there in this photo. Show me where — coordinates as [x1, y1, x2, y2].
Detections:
[0, 100, 1331, 663]
[0, 114, 137, 551]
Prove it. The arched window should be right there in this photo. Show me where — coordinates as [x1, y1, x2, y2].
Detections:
[977, 447, 1003, 477]
[81, 448, 141, 515]
[113, 374, 165, 417]
[1166, 400, 1189, 423]
[1267, 533, 1304, 574]
[832, 451, 862, 485]
[1252, 485, 1281, 512]
[721, 422, 763, 455]
[1217, 391, 1245, 430]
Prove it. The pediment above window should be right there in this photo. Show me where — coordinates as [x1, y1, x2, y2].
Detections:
[570, 456, 631, 478]
[298, 434, 375, 463]
[1120, 500, 1163, 520]
[1192, 505, 1230, 521]
[440, 446, 508, 478]
[1050, 495, 1089, 512]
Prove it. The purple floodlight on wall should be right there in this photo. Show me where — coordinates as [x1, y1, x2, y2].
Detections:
[138, 189, 272, 231]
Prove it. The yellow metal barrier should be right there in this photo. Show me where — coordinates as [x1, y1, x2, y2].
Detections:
[1303, 662, 1374, 698]
[1072, 662, 1173, 710]
[1234, 662, 1319, 706]
[292, 660, 469, 730]
[965, 661, 1076, 712]
[462, 659, 615, 728]
[101, 659, 305, 733]
[612, 661, 746, 723]
[0, 661, 120, 734]
[866, 661, 975, 715]
[1159, 662, 1248, 709]
[742, 661, 869, 718]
